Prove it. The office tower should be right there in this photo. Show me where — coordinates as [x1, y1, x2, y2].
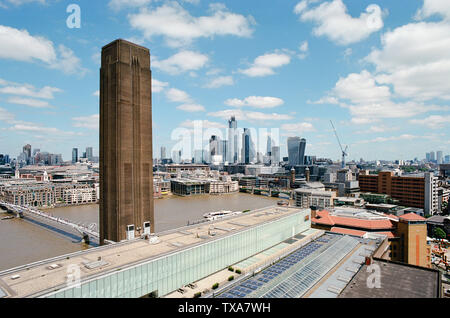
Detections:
[210, 135, 220, 156]
[161, 146, 166, 160]
[287, 137, 306, 166]
[266, 135, 272, 156]
[430, 151, 435, 162]
[23, 144, 31, 159]
[210, 135, 223, 164]
[220, 140, 227, 163]
[100, 39, 154, 244]
[241, 128, 255, 164]
[445, 155, 450, 163]
[22, 144, 31, 164]
[72, 148, 78, 163]
[271, 146, 280, 165]
[299, 138, 306, 165]
[425, 152, 431, 162]
[228, 116, 238, 163]
[86, 147, 93, 161]
[437, 151, 443, 164]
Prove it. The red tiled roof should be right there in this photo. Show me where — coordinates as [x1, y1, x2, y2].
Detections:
[312, 210, 335, 226]
[377, 231, 396, 238]
[312, 210, 396, 230]
[330, 227, 397, 239]
[330, 227, 366, 237]
[399, 213, 426, 221]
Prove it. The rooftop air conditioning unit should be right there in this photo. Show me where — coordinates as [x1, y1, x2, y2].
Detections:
[143, 221, 151, 235]
[126, 224, 135, 240]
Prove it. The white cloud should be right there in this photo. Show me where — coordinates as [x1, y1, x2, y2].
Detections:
[108, 0, 151, 11]
[208, 109, 293, 122]
[0, 0, 46, 8]
[152, 79, 169, 93]
[366, 21, 450, 101]
[239, 52, 291, 77]
[152, 50, 208, 74]
[7, 97, 52, 108]
[128, 2, 255, 47]
[415, 0, 450, 21]
[308, 96, 339, 105]
[0, 107, 15, 122]
[93, 90, 100, 97]
[298, 41, 309, 59]
[165, 88, 192, 103]
[410, 115, 450, 129]
[109, 0, 199, 11]
[357, 134, 418, 144]
[0, 79, 61, 99]
[334, 70, 391, 104]
[176, 103, 205, 112]
[0, 25, 85, 75]
[343, 48, 352, 58]
[204, 76, 234, 88]
[224, 96, 284, 109]
[294, 0, 384, 45]
[9, 123, 81, 136]
[317, 70, 450, 123]
[281, 122, 315, 134]
[180, 119, 227, 129]
[72, 114, 99, 130]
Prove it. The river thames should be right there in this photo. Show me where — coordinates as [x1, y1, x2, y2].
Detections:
[0, 193, 286, 271]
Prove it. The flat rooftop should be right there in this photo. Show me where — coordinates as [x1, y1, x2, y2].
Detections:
[216, 233, 383, 299]
[338, 259, 441, 298]
[0, 205, 306, 298]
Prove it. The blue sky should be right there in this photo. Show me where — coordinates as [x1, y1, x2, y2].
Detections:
[0, 0, 449, 162]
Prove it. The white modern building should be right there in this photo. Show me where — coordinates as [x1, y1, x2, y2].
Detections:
[424, 172, 439, 215]
[295, 188, 336, 209]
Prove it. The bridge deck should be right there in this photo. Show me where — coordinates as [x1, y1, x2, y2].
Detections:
[0, 205, 305, 298]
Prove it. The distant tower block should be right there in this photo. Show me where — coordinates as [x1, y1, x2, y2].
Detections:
[100, 39, 154, 245]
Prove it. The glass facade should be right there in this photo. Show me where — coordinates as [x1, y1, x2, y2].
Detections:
[45, 209, 310, 298]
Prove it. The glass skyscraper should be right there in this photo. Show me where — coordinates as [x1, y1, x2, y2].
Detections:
[72, 148, 78, 163]
[287, 137, 306, 166]
[228, 116, 238, 163]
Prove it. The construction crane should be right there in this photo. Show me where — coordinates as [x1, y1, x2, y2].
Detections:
[330, 120, 348, 169]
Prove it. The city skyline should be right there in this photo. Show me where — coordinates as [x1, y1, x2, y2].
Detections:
[0, 0, 449, 162]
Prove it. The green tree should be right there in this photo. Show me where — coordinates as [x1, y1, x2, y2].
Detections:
[433, 227, 446, 240]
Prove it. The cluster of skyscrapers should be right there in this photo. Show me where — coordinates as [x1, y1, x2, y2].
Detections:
[72, 147, 95, 163]
[426, 151, 449, 164]
[163, 116, 285, 166]
[16, 144, 63, 166]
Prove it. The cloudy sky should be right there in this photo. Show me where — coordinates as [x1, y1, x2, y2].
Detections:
[0, 0, 449, 162]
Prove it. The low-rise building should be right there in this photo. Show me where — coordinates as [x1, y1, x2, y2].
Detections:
[311, 207, 431, 268]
